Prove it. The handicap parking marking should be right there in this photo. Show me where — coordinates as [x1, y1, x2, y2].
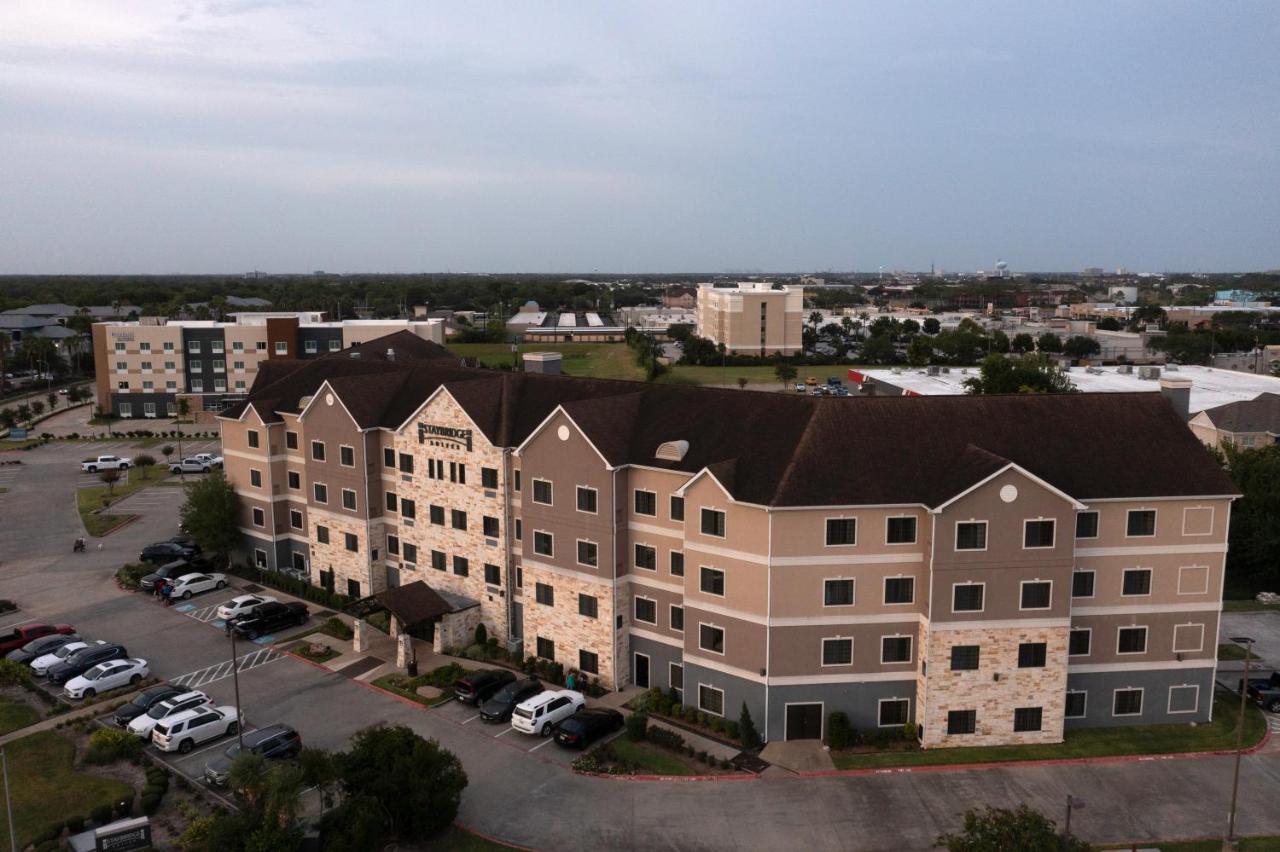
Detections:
[171, 647, 284, 689]
[252, 634, 275, 645]
[173, 603, 196, 614]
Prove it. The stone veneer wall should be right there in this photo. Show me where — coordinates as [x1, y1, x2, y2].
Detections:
[521, 564, 618, 685]
[308, 510, 374, 596]
[919, 625, 1069, 748]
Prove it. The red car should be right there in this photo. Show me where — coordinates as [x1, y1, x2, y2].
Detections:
[0, 623, 75, 655]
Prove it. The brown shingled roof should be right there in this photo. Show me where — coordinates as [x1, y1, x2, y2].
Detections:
[1200, 393, 1280, 435]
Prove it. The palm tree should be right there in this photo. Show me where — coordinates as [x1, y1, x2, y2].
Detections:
[808, 311, 823, 332]
[228, 751, 268, 810]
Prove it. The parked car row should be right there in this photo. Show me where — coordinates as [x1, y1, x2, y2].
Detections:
[5, 627, 146, 699]
[123, 688, 238, 754]
[453, 669, 622, 748]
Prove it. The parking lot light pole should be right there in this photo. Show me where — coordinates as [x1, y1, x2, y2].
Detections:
[229, 628, 245, 752]
[1064, 795, 1085, 840]
[1226, 635, 1255, 845]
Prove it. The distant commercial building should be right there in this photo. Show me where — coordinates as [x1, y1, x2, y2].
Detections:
[92, 313, 445, 421]
[1209, 347, 1280, 376]
[1189, 393, 1280, 449]
[695, 282, 804, 355]
[505, 301, 627, 343]
[661, 286, 697, 309]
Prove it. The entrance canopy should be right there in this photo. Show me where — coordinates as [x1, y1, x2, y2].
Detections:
[353, 580, 478, 631]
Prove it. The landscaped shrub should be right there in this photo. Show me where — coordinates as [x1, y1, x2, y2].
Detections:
[140, 794, 162, 816]
[322, 616, 353, 640]
[671, 703, 683, 718]
[903, 721, 918, 742]
[646, 726, 685, 752]
[682, 706, 697, 723]
[826, 712, 854, 750]
[625, 712, 648, 742]
[421, 663, 468, 688]
[63, 815, 85, 833]
[90, 803, 113, 825]
[474, 623, 487, 646]
[739, 702, 761, 750]
[85, 727, 143, 764]
[725, 720, 740, 740]
[114, 562, 150, 590]
[0, 658, 32, 686]
[708, 716, 723, 733]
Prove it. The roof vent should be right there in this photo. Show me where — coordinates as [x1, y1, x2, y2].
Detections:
[655, 440, 689, 462]
[386, 348, 396, 362]
[349, 351, 361, 359]
[299, 395, 314, 409]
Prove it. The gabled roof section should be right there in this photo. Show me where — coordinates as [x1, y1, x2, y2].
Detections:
[328, 330, 456, 364]
[931, 450, 1088, 512]
[1200, 392, 1280, 435]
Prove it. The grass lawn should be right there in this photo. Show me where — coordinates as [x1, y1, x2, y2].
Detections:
[76, 466, 172, 536]
[1223, 599, 1280, 613]
[0, 731, 132, 849]
[0, 696, 39, 736]
[1099, 839, 1280, 851]
[1219, 642, 1262, 661]
[832, 691, 1265, 770]
[371, 673, 438, 707]
[425, 824, 521, 851]
[448, 342, 646, 381]
[604, 738, 696, 775]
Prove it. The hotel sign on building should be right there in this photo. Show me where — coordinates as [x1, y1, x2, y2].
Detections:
[418, 423, 473, 452]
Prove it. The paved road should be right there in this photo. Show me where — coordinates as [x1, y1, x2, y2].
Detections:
[4, 440, 1280, 850]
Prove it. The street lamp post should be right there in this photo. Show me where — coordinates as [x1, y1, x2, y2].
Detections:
[1226, 635, 1255, 845]
[228, 626, 246, 753]
[1064, 795, 1085, 841]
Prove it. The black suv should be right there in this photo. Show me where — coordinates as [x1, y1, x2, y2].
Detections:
[140, 542, 195, 565]
[203, 724, 303, 785]
[113, 684, 185, 727]
[229, 602, 308, 639]
[139, 560, 190, 592]
[47, 643, 127, 684]
[455, 669, 515, 706]
[479, 677, 543, 723]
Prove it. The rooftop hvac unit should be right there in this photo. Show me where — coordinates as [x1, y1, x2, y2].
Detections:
[1116, 364, 1133, 374]
[926, 366, 941, 376]
[941, 367, 951, 374]
[1138, 366, 1161, 380]
[1165, 364, 1179, 372]
[1086, 367, 1103, 375]
[892, 367, 904, 375]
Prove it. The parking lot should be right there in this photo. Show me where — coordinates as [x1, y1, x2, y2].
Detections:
[431, 689, 618, 767]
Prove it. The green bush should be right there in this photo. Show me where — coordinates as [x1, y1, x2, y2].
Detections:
[671, 703, 683, 717]
[725, 720, 740, 740]
[682, 706, 697, 723]
[625, 712, 648, 742]
[115, 562, 151, 589]
[421, 663, 469, 688]
[739, 702, 761, 750]
[322, 616, 353, 640]
[903, 721, 918, 742]
[84, 727, 143, 764]
[140, 794, 162, 816]
[474, 623, 487, 646]
[90, 803, 113, 825]
[64, 815, 85, 833]
[0, 658, 32, 686]
[708, 716, 723, 733]
[646, 726, 685, 752]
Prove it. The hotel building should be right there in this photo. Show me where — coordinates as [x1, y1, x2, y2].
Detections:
[695, 282, 805, 355]
[218, 332, 1235, 747]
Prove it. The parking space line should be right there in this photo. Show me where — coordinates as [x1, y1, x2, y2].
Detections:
[527, 738, 555, 752]
[174, 727, 257, 761]
[461, 714, 480, 725]
[0, 617, 34, 631]
[495, 727, 516, 737]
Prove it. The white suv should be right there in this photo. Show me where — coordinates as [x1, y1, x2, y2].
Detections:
[127, 690, 211, 740]
[151, 705, 239, 754]
[511, 689, 585, 736]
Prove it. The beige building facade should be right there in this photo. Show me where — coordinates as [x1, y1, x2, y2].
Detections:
[695, 282, 805, 355]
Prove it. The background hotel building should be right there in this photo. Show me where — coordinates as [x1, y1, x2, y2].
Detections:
[92, 313, 445, 421]
[695, 282, 805, 355]
[219, 332, 1235, 747]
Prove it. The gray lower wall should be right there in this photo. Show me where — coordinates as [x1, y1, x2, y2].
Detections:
[1065, 666, 1215, 728]
[629, 636, 683, 692]
[682, 661, 766, 735]
[112, 392, 175, 418]
[766, 679, 917, 742]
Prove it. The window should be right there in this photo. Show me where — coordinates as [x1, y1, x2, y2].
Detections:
[1072, 570, 1095, 598]
[344, 533, 358, 552]
[400, 499, 416, 520]
[383, 448, 395, 468]
[699, 624, 725, 654]
[339, 445, 355, 467]
[212, 359, 225, 373]
[1065, 691, 1087, 718]
[115, 361, 128, 372]
[190, 359, 203, 371]
[313, 483, 328, 503]
[576, 540, 598, 567]
[316, 526, 329, 544]
[633, 490, 657, 516]
[514, 519, 522, 541]
[1113, 689, 1143, 716]
[699, 567, 725, 596]
[822, 638, 854, 666]
[188, 340, 201, 353]
[254, 549, 267, 568]
[670, 605, 684, 632]
[398, 453, 413, 474]
[823, 578, 854, 606]
[634, 597, 657, 624]
[1172, 623, 1205, 653]
[449, 462, 465, 484]
[1020, 581, 1051, 610]
[249, 469, 262, 487]
[1127, 509, 1156, 537]
[700, 508, 726, 537]
[514, 470, 521, 491]
[578, 594, 597, 618]
[328, 339, 340, 352]
[231, 341, 242, 352]
[535, 583, 554, 606]
[475, 515, 497, 538]
[429, 504, 444, 525]
[256, 341, 266, 351]
[481, 563, 500, 585]
[481, 467, 498, 489]
[311, 440, 325, 461]
[452, 556, 468, 576]
[114, 342, 126, 353]
[1168, 684, 1200, 714]
[275, 341, 288, 355]
[385, 492, 398, 512]
[952, 583, 984, 612]
[451, 509, 467, 530]
[1013, 707, 1043, 732]
[1017, 642, 1047, 668]
[576, 486, 597, 514]
[698, 685, 724, 716]
[213, 379, 226, 393]
[341, 489, 356, 511]
[532, 479, 553, 505]
[431, 550, 446, 571]
[533, 531, 553, 557]
[635, 544, 656, 570]
[140, 361, 153, 372]
[1069, 629, 1091, 656]
[1122, 568, 1152, 596]
[950, 645, 980, 671]
[289, 510, 303, 530]
[1024, 519, 1056, 549]
[304, 340, 317, 354]
[1076, 511, 1099, 539]
[947, 710, 976, 735]
[879, 698, 909, 727]
[536, 637, 555, 661]
[190, 380, 204, 392]
[251, 507, 265, 527]
[402, 543, 418, 564]
[1118, 626, 1147, 654]
[670, 496, 685, 521]
[881, 636, 912, 664]
[670, 663, 684, 691]
[247, 430, 260, 449]
[882, 516, 916, 544]
[884, 577, 914, 605]
[285, 431, 298, 450]
[386, 534, 400, 556]
[826, 518, 856, 546]
[579, 650, 599, 675]
[955, 521, 987, 550]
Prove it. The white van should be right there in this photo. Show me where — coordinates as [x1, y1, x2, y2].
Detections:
[510, 689, 585, 736]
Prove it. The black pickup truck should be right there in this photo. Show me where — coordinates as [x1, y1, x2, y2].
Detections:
[1246, 672, 1280, 713]
[229, 602, 308, 639]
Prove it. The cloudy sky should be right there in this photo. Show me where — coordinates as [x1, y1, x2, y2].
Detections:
[1, 1, 1276, 274]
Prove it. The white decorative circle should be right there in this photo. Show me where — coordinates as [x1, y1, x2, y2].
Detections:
[325, 393, 334, 406]
[557, 425, 570, 441]
[999, 484, 1018, 503]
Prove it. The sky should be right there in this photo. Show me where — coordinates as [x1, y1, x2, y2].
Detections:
[1, 1, 1277, 274]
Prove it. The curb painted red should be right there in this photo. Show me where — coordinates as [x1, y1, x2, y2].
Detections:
[453, 822, 537, 851]
[572, 768, 758, 782]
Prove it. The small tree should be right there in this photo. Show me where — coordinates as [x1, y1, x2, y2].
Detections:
[30, 400, 44, 418]
[47, 392, 58, 413]
[738, 701, 761, 750]
[773, 363, 798, 389]
[15, 404, 31, 424]
[474, 623, 487, 647]
[180, 469, 242, 568]
[134, 453, 157, 480]
[1036, 332, 1063, 353]
[0, 409, 15, 429]
[936, 804, 1089, 852]
[297, 748, 337, 815]
[0, 659, 32, 687]
[736, 376, 749, 390]
[922, 317, 941, 335]
[161, 444, 175, 463]
[1010, 332, 1036, 354]
[98, 469, 121, 497]
[1063, 335, 1102, 360]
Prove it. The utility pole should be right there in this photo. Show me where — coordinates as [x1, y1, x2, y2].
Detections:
[1226, 635, 1255, 845]
[2, 749, 15, 852]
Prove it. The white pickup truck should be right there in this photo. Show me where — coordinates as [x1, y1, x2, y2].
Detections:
[192, 453, 224, 468]
[82, 455, 132, 473]
[170, 457, 212, 474]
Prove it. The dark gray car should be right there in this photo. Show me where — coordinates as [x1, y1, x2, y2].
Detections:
[204, 724, 302, 785]
[140, 559, 189, 592]
[5, 633, 80, 665]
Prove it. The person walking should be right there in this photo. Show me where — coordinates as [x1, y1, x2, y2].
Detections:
[161, 580, 173, 607]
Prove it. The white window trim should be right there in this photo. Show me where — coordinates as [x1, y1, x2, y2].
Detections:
[1121, 567, 1153, 597]
[1065, 690, 1088, 719]
[699, 566, 726, 598]
[532, 529, 554, 558]
[822, 577, 856, 608]
[531, 478, 554, 506]
[882, 575, 915, 606]
[669, 662, 684, 694]
[1177, 564, 1211, 596]
[312, 482, 328, 504]
[274, 341, 288, 354]
[338, 444, 356, 468]
[954, 519, 988, 552]
[341, 488, 357, 511]
[820, 637, 854, 667]
[633, 488, 658, 517]
[951, 581, 986, 614]
[289, 510, 303, 530]
[1112, 687, 1144, 717]
[253, 548, 267, 567]
[1167, 684, 1200, 715]
[575, 486, 598, 515]
[632, 652, 649, 686]
[877, 697, 911, 728]
[698, 622, 726, 656]
[1068, 627, 1091, 657]
[1181, 505, 1215, 537]
[824, 515, 858, 547]
[669, 604, 684, 633]
[575, 538, 599, 568]
[249, 468, 263, 488]
[1172, 622, 1205, 654]
[669, 496, 685, 522]
[884, 515, 918, 546]
[697, 683, 725, 717]
[634, 542, 657, 571]
[700, 507, 727, 539]
[1125, 508, 1157, 538]
[1018, 579, 1053, 611]
[1071, 569, 1096, 599]
[633, 595, 658, 625]
[1022, 517, 1056, 550]
[311, 440, 326, 462]
[1075, 510, 1100, 540]
[251, 507, 266, 528]
[880, 634, 913, 665]
[1116, 625, 1149, 656]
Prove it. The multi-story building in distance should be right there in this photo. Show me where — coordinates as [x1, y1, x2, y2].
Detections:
[92, 313, 445, 421]
[695, 282, 804, 355]
[218, 332, 1235, 746]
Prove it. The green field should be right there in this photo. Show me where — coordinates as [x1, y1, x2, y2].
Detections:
[76, 465, 173, 536]
[605, 738, 696, 775]
[0, 696, 39, 736]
